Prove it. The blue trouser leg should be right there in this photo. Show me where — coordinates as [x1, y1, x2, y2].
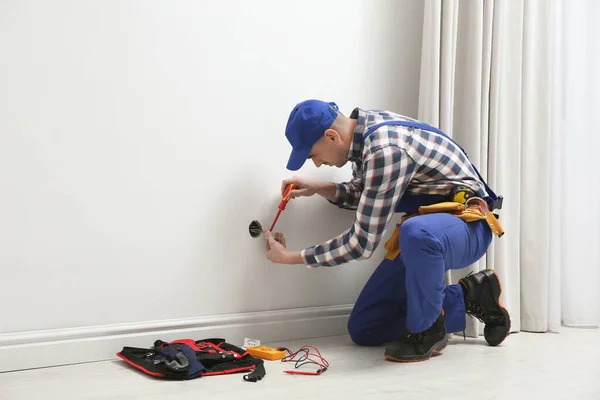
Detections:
[347, 258, 408, 345]
[347, 214, 493, 346]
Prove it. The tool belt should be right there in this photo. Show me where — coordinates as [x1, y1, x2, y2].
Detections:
[383, 193, 504, 261]
[117, 338, 266, 382]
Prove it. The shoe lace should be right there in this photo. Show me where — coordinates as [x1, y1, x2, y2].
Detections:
[405, 331, 427, 344]
[465, 300, 486, 323]
[465, 300, 505, 325]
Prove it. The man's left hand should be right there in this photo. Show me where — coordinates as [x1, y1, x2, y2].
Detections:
[264, 229, 288, 263]
[264, 230, 304, 265]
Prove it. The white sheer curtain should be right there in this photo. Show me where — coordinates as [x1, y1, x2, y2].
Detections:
[418, 0, 600, 336]
[555, 0, 600, 328]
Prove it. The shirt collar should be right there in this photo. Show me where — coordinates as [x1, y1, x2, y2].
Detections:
[347, 107, 367, 162]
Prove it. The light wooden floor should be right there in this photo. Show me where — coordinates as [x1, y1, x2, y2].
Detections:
[2, 328, 599, 400]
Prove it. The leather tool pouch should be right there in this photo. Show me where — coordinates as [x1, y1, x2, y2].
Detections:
[383, 199, 504, 261]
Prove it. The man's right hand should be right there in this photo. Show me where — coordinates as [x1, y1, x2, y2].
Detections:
[281, 176, 337, 201]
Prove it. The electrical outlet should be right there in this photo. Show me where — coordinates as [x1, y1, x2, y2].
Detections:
[243, 337, 261, 348]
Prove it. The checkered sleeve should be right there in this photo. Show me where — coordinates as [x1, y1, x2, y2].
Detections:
[328, 163, 363, 210]
[301, 145, 418, 267]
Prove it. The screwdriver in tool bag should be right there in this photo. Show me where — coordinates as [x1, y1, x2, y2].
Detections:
[269, 183, 295, 232]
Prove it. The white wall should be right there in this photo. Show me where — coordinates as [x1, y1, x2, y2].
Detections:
[0, 0, 424, 369]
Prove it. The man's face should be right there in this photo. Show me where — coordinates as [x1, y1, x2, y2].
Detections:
[307, 129, 348, 168]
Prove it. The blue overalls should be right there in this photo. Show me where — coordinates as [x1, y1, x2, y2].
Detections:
[347, 120, 498, 345]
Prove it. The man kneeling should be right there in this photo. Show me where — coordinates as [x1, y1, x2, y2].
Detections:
[264, 100, 510, 361]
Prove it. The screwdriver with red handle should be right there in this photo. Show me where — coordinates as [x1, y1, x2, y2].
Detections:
[269, 183, 295, 232]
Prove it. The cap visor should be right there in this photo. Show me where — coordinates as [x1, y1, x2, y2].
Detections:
[286, 148, 310, 171]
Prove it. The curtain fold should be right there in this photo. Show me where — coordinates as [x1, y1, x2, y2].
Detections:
[518, 0, 554, 332]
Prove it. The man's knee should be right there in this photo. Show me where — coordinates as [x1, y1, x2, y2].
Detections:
[347, 313, 379, 346]
[347, 313, 367, 345]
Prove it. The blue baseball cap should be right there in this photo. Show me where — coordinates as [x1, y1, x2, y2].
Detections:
[284, 99, 339, 171]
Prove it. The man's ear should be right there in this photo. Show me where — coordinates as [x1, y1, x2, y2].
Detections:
[324, 128, 341, 143]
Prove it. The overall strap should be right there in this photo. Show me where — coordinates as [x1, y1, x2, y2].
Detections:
[362, 120, 498, 204]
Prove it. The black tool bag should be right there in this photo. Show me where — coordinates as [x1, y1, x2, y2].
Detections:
[117, 337, 266, 382]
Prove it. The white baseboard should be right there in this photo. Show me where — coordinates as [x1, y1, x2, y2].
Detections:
[0, 305, 353, 373]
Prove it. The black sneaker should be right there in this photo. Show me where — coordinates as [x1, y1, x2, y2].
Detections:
[459, 269, 511, 346]
[384, 312, 448, 362]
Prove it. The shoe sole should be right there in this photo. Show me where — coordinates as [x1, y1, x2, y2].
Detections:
[384, 334, 448, 363]
[485, 269, 511, 346]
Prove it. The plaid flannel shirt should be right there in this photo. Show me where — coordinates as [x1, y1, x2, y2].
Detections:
[300, 108, 490, 268]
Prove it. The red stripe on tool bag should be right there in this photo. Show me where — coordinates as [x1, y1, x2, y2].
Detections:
[201, 365, 256, 376]
[116, 353, 166, 378]
[165, 339, 202, 351]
